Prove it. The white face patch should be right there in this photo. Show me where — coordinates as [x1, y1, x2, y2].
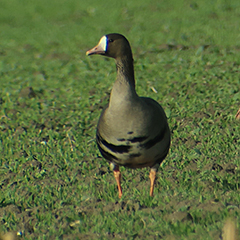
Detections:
[98, 35, 107, 52]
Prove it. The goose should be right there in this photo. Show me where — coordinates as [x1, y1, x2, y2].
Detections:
[86, 33, 171, 198]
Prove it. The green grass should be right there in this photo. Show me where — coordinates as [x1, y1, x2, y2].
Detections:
[0, 0, 240, 239]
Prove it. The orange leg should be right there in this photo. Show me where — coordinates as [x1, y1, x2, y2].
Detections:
[236, 108, 240, 120]
[113, 168, 122, 199]
[149, 169, 156, 197]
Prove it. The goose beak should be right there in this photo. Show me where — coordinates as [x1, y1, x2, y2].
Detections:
[86, 45, 105, 56]
[86, 35, 107, 56]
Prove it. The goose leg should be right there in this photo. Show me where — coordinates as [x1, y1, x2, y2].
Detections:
[149, 168, 157, 197]
[236, 108, 240, 120]
[113, 166, 122, 199]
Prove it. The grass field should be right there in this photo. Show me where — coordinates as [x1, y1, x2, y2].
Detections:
[0, 0, 240, 239]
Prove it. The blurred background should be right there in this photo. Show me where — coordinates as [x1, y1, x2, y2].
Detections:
[1, 0, 240, 52]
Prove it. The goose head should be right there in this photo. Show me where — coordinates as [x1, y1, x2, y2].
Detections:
[86, 33, 133, 60]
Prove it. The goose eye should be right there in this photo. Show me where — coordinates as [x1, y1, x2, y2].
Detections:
[109, 39, 114, 43]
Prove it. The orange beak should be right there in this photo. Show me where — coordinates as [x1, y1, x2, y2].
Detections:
[86, 36, 107, 56]
[86, 45, 105, 56]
